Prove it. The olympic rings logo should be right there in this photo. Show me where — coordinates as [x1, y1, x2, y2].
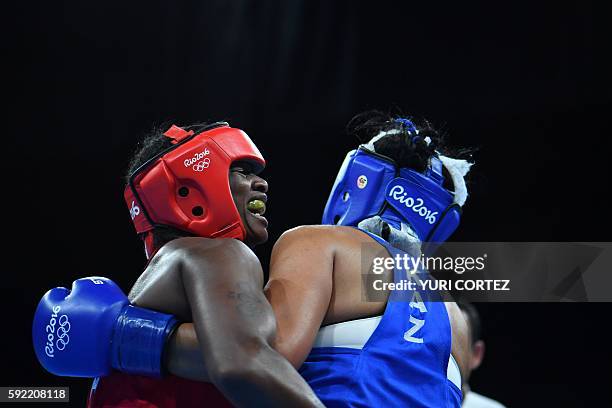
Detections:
[55, 314, 71, 351]
[193, 158, 210, 172]
[44, 306, 71, 358]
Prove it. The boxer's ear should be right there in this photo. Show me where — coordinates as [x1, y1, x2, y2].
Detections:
[470, 340, 485, 371]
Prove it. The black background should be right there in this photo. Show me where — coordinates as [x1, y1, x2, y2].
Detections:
[3, 1, 611, 406]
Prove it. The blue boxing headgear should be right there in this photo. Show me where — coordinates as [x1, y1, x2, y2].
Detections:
[322, 131, 462, 243]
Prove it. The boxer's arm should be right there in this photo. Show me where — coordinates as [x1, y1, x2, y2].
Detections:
[164, 323, 209, 381]
[137, 237, 323, 408]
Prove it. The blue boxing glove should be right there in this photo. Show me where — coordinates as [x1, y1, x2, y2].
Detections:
[32, 277, 177, 378]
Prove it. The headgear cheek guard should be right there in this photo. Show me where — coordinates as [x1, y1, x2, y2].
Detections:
[124, 122, 265, 242]
[322, 146, 462, 243]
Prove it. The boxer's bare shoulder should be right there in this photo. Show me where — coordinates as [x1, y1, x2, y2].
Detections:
[274, 224, 373, 250]
[265, 225, 388, 366]
[129, 237, 262, 320]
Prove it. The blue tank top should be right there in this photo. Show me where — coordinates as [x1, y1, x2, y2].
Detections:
[299, 230, 462, 407]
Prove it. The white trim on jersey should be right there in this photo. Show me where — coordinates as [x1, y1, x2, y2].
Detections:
[312, 315, 462, 389]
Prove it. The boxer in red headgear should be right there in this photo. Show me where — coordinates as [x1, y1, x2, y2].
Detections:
[124, 122, 267, 257]
[88, 122, 323, 408]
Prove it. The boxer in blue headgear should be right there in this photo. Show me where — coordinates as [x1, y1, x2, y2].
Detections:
[323, 113, 472, 251]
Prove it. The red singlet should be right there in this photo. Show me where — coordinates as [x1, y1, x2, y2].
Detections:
[88, 372, 233, 408]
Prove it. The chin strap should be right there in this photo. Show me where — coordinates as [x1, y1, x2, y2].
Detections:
[142, 233, 157, 260]
[358, 216, 422, 256]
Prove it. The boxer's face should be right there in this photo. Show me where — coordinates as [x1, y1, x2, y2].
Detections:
[229, 162, 269, 247]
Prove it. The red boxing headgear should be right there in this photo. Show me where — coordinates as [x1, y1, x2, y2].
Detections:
[124, 122, 265, 245]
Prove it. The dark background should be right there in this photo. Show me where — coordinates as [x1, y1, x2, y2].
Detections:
[3, 1, 611, 406]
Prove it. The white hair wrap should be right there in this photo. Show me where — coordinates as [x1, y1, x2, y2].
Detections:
[438, 155, 473, 206]
[364, 129, 401, 151]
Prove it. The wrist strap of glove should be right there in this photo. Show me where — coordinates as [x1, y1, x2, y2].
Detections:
[111, 305, 178, 377]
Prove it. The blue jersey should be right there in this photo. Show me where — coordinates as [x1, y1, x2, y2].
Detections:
[299, 230, 462, 407]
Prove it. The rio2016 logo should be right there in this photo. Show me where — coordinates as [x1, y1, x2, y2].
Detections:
[184, 149, 211, 172]
[44, 306, 71, 358]
[388, 185, 438, 224]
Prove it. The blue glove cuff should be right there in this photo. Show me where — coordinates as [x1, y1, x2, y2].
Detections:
[111, 305, 178, 377]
